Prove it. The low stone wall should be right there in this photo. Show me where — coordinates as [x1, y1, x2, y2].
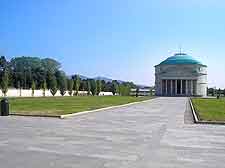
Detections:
[0, 89, 113, 97]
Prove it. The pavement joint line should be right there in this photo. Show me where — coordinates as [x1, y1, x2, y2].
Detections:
[60, 98, 156, 119]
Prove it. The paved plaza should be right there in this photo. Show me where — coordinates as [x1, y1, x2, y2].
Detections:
[0, 97, 225, 168]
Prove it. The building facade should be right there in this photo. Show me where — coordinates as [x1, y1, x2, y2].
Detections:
[155, 53, 207, 97]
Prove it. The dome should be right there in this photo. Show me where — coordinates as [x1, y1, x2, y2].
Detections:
[157, 53, 206, 67]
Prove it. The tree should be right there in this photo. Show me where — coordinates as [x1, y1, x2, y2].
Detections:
[17, 81, 22, 97]
[90, 79, 97, 96]
[101, 80, 106, 91]
[42, 80, 47, 97]
[10, 57, 42, 89]
[74, 75, 80, 96]
[87, 80, 91, 95]
[111, 81, 118, 95]
[49, 72, 57, 96]
[41, 58, 61, 73]
[0, 56, 7, 78]
[0, 70, 9, 96]
[58, 72, 67, 96]
[55, 70, 67, 96]
[96, 80, 102, 95]
[136, 88, 139, 97]
[223, 89, 225, 97]
[116, 84, 120, 95]
[217, 88, 221, 99]
[68, 79, 74, 96]
[150, 88, 153, 96]
[10, 56, 61, 89]
[211, 88, 215, 96]
[31, 80, 36, 97]
[120, 83, 131, 96]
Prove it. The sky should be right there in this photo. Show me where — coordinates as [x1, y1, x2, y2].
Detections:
[1, 0, 225, 88]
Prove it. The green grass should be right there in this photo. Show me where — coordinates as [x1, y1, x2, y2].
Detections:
[9, 96, 152, 116]
[192, 98, 225, 121]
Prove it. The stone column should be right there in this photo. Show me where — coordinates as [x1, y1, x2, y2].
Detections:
[185, 80, 188, 95]
[171, 80, 173, 96]
[191, 80, 193, 95]
[193, 80, 196, 95]
[180, 80, 183, 94]
[165, 80, 167, 96]
[175, 80, 177, 95]
[160, 80, 163, 96]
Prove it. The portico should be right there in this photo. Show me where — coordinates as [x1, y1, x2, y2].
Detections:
[161, 79, 196, 96]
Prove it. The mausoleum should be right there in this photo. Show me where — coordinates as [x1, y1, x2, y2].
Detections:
[155, 53, 207, 97]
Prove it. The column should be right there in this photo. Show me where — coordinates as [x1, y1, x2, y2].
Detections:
[193, 80, 196, 95]
[161, 80, 163, 96]
[165, 80, 167, 96]
[181, 80, 183, 95]
[175, 80, 177, 95]
[185, 80, 188, 95]
[191, 80, 193, 95]
[171, 80, 173, 96]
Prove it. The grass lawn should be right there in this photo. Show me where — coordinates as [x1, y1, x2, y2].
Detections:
[9, 96, 152, 116]
[192, 98, 225, 121]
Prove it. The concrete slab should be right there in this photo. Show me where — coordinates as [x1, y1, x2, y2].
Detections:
[0, 97, 225, 168]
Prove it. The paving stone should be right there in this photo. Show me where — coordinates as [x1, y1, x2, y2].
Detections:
[0, 97, 225, 168]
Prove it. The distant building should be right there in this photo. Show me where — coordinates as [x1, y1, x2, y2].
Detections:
[155, 53, 207, 97]
[130, 88, 152, 96]
[98, 92, 113, 96]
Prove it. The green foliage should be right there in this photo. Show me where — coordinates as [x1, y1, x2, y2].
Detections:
[68, 79, 74, 96]
[10, 56, 61, 89]
[116, 84, 120, 95]
[42, 80, 47, 97]
[57, 71, 67, 96]
[120, 83, 131, 96]
[31, 80, 36, 97]
[96, 80, 102, 95]
[136, 88, 139, 97]
[0, 55, 142, 97]
[49, 74, 58, 96]
[73, 75, 80, 96]
[90, 79, 97, 96]
[217, 88, 221, 99]
[111, 80, 118, 95]
[207, 87, 225, 97]
[149, 88, 153, 96]
[0, 56, 8, 77]
[87, 80, 91, 95]
[1, 70, 9, 96]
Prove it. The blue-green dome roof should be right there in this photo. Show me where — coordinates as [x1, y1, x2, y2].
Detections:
[158, 53, 206, 66]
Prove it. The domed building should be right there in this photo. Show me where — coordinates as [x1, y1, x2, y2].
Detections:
[155, 53, 207, 97]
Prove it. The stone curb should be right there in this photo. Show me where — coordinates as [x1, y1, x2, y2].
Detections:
[60, 98, 155, 119]
[10, 113, 60, 118]
[189, 98, 225, 125]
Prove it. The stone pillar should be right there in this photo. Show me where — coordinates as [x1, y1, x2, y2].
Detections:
[180, 80, 183, 94]
[165, 80, 167, 96]
[191, 80, 193, 95]
[185, 80, 188, 96]
[193, 80, 196, 95]
[175, 80, 177, 95]
[171, 80, 173, 96]
[161, 80, 163, 96]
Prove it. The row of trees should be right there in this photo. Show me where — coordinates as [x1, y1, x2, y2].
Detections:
[0, 56, 134, 96]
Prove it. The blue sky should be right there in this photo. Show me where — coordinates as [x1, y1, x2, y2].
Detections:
[1, 0, 225, 88]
